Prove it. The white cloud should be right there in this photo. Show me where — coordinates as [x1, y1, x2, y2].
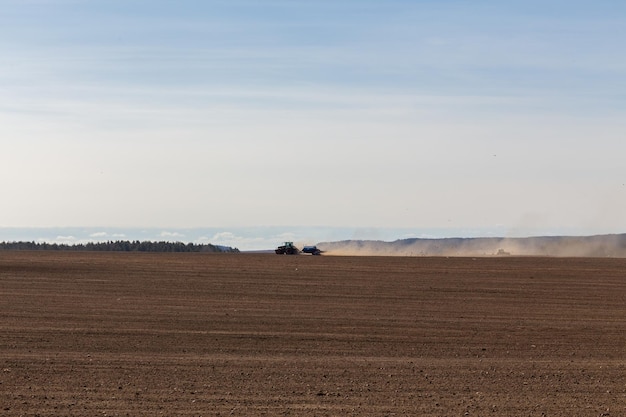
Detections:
[54, 235, 77, 242]
[160, 231, 185, 239]
[87, 231, 126, 241]
[201, 232, 269, 251]
[274, 232, 297, 242]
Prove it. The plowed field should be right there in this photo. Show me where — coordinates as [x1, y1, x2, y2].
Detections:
[1, 252, 625, 416]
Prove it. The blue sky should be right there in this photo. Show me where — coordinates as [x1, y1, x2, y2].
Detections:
[2, 1, 625, 248]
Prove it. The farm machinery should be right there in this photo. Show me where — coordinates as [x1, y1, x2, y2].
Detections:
[275, 242, 323, 255]
[275, 242, 300, 255]
[302, 245, 323, 255]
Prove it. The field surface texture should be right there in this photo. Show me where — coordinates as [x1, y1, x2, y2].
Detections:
[0, 252, 625, 416]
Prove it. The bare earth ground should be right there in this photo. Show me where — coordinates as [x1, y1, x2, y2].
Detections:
[0, 252, 625, 416]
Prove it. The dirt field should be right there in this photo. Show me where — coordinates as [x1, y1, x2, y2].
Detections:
[0, 251, 624, 416]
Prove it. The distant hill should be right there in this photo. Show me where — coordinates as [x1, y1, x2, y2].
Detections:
[318, 234, 626, 257]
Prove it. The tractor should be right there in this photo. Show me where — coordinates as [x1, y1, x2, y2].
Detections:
[275, 241, 300, 255]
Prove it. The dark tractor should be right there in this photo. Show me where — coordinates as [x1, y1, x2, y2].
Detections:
[275, 242, 300, 255]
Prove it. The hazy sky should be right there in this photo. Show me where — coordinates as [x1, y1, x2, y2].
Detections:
[2, 0, 626, 241]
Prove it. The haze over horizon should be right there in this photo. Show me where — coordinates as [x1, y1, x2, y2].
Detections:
[2, 226, 626, 252]
[2, 1, 625, 242]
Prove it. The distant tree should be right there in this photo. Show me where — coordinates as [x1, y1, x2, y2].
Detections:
[0, 240, 239, 253]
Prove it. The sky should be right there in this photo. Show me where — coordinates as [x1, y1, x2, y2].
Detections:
[1, 0, 626, 249]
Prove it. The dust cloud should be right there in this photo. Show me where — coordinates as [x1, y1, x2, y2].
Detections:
[318, 234, 626, 257]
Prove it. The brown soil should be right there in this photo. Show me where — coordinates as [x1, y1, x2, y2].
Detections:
[1, 252, 625, 416]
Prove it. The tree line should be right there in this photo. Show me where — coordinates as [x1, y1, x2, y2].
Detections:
[0, 240, 239, 253]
